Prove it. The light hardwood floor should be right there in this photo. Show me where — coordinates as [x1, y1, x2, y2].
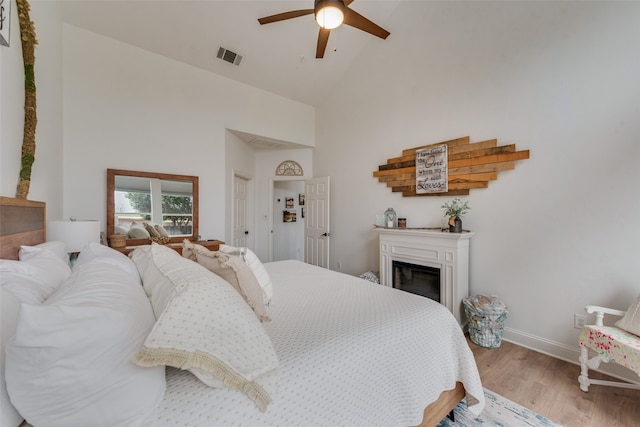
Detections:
[468, 336, 640, 427]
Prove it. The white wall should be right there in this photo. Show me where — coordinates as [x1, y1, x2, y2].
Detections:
[314, 1, 640, 378]
[60, 24, 314, 239]
[1, 2, 63, 218]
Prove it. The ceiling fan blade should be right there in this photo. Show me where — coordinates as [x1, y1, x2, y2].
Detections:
[343, 7, 390, 40]
[258, 9, 314, 25]
[344, 0, 355, 6]
[316, 28, 331, 58]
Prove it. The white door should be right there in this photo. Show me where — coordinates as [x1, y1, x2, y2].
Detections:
[304, 176, 330, 268]
[232, 175, 249, 247]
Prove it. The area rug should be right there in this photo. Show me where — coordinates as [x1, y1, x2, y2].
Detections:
[436, 388, 562, 427]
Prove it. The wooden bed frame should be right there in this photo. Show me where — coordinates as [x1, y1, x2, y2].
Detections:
[0, 196, 465, 427]
[0, 196, 46, 260]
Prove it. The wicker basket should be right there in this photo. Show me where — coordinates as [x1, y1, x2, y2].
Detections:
[463, 295, 508, 349]
[465, 308, 508, 349]
[109, 234, 126, 249]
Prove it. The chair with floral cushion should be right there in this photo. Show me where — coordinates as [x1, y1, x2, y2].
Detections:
[578, 297, 640, 392]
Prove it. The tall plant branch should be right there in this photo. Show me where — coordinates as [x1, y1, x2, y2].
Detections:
[15, 0, 38, 199]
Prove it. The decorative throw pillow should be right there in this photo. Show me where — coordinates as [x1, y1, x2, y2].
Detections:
[183, 241, 270, 322]
[209, 244, 274, 305]
[143, 222, 161, 238]
[615, 294, 640, 336]
[5, 260, 165, 427]
[127, 222, 150, 239]
[155, 224, 169, 237]
[131, 243, 279, 411]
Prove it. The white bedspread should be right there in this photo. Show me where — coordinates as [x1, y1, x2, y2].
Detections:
[153, 260, 484, 426]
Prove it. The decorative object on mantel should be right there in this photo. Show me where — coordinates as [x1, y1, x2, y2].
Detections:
[442, 198, 470, 233]
[373, 136, 530, 197]
[15, 0, 38, 199]
[275, 160, 304, 176]
[384, 207, 397, 228]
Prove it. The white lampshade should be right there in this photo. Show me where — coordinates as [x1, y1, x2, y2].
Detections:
[315, 2, 344, 29]
[47, 220, 101, 253]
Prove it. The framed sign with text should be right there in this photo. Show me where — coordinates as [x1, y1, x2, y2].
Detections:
[416, 143, 448, 194]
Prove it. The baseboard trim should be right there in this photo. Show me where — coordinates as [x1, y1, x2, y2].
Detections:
[502, 327, 639, 385]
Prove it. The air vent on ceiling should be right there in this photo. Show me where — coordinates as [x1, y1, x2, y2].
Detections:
[216, 47, 243, 66]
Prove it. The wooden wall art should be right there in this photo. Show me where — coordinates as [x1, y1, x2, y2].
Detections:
[373, 136, 530, 197]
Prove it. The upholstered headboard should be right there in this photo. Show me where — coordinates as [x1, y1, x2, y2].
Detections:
[0, 196, 46, 260]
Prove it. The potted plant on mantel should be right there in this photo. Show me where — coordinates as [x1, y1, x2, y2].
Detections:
[442, 198, 471, 233]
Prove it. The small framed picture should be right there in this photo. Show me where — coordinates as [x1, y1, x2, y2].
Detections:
[0, 0, 11, 47]
[299, 193, 305, 206]
[285, 197, 294, 208]
[283, 210, 297, 222]
[301, 207, 305, 218]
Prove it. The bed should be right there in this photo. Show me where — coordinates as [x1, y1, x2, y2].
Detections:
[1, 196, 484, 427]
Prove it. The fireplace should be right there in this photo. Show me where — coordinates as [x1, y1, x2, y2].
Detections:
[377, 228, 474, 326]
[393, 260, 440, 302]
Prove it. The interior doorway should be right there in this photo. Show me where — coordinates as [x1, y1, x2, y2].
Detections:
[231, 173, 254, 249]
[271, 180, 305, 261]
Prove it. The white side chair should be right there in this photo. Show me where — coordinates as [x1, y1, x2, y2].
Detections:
[578, 305, 640, 392]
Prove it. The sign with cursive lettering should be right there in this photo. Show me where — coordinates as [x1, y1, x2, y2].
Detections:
[0, 0, 10, 47]
[415, 143, 448, 194]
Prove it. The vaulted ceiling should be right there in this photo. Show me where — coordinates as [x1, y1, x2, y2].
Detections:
[61, 1, 402, 107]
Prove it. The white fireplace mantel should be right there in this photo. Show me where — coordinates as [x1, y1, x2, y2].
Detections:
[375, 228, 475, 326]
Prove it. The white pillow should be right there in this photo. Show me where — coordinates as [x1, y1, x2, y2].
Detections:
[128, 222, 151, 239]
[20, 241, 69, 265]
[0, 247, 72, 304]
[1, 289, 23, 427]
[114, 225, 129, 235]
[74, 241, 141, 284]
[5, 260, 165, 427]
[615, 294, 640, 336]
[129, 245, 177, 318]
[0, 272, 50, 305]
[219, 244, 273, 305]
[131, 243, 279, 411]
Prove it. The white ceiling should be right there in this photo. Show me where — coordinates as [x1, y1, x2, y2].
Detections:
[61, 0, 402, 108]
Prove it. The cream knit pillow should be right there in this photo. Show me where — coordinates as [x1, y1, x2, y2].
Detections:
[131, 244, 279, 411]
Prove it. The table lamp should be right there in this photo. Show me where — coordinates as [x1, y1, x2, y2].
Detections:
[47, 219, 101, 264]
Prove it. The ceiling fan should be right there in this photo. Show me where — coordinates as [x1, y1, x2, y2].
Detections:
[258, 0, 390, 59]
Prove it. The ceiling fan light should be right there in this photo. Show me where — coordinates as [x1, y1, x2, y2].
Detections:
[315, 1, 344, 30]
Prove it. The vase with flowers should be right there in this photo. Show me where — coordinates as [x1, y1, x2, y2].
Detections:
[441, 198, 470, 233]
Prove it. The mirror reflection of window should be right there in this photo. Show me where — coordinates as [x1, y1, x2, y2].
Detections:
[113, 176, 193, 237]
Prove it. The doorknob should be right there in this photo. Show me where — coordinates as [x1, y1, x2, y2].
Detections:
[245, 231, 249, 235]
[322, 232, 330, 237]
